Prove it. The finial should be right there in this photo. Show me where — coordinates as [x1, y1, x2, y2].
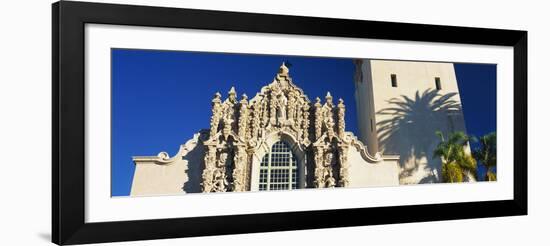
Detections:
[326, 92, 333, 100]
[278, 62, 289, 75]
[228, 86, 236, 95]
[241, 94, 248, 104]
[212, 92, 222, 103]
[227, 87, 237, 103]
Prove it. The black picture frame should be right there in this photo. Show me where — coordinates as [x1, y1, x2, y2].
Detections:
[52, 1, 527, 245]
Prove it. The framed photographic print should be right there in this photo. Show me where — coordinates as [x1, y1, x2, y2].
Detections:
[52, 1, 527, 245]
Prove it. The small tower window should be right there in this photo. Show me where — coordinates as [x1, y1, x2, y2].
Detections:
[391, 74, 397, 87]
[435, 77, 442, 90]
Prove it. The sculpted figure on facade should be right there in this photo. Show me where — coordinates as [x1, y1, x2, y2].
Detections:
[212, 168, 228, 192]
[277, 91, 288, 125]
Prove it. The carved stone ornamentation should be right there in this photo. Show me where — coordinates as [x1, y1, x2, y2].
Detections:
[232, 145, 247, 192]
[238, 94, 249, 140]
[337, 98, 346, 138]
[313, 146, 325, 188]
[209, 92, 222, 138]
[201, 145, 219, 192]
[323, 92, 336, 141]
[338, 145, 350, 187]
[200, 62, 354, 192]
[301, 102, 310, 143]
[314, 97, 323, 140]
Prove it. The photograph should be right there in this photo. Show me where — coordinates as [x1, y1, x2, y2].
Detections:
[44, 1, 530, 245]
[111, 49, 497, 197]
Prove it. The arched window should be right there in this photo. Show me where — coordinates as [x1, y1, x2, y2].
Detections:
[258, 141, 298, 191]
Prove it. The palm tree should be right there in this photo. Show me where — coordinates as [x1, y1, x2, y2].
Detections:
[472, 132, 497, 181]
[433, 131, 477, 183]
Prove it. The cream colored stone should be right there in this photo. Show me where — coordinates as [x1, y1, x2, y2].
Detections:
[354, 59, 472, 184]
[130, 132, 206, 196]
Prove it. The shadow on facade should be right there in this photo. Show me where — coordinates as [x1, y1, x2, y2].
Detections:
[376, 89, 461, 183]
[181, 139, 206, 193]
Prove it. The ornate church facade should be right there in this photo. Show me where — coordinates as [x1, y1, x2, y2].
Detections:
[130, 63, 400, 196]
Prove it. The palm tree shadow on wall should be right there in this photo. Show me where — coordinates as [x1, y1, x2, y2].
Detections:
[376, 89, 461, 184]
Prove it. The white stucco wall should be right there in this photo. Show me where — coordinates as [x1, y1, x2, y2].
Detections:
[347, 146, 400, 188]
[130, 157, 188, 196]
[130, 133, 205, 196]
[355, 59, 470, 184]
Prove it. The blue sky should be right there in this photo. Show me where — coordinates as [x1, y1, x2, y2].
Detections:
[111, 49, 496, 196]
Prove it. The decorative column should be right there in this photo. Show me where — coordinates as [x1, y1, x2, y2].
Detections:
[261, 97, 269, 127]
[238, 94, 249, 140]
[323, 150, 337, 188]
[269, 89, 277, 126]
[324, 92, 335, 140]
[222, 87, 237, 140]
[338, 145, 349, 187]
[209, 92, 222, 138]
[301, 102, 310, 143]
[314, 97, 323, 140]
[201, 145, 218, 192]
[337, 98, 346, 138]
[232, 145, 247, 192]
[287, 90, 297, 125]
[211, 152, 229, 192]
[313, 145, 325, 188]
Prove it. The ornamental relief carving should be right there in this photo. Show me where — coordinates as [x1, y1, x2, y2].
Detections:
[201, 63, 353, 192]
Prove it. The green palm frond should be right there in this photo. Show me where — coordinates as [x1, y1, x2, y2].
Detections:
[472, 132, 497, 181]
[433, 131, 478, 183]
